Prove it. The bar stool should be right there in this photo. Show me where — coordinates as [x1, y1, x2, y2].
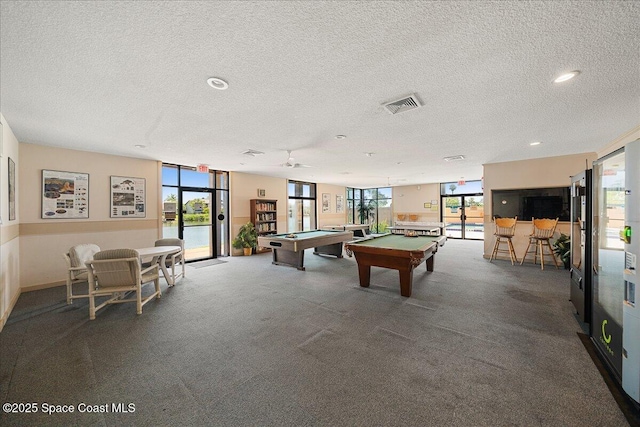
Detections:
[489, 217, 518, 264]
[520, 218, 559, 270]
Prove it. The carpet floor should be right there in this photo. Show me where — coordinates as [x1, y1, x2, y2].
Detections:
[0, 239, 631, 426]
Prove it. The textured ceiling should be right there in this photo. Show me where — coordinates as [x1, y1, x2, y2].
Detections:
[1, 1, 639, 188]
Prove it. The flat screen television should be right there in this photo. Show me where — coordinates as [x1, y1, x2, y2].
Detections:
[491, 187, 570, 221]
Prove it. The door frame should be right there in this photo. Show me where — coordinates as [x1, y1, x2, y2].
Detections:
[441, 193, 484, 240]
[179, 187, 217, 261]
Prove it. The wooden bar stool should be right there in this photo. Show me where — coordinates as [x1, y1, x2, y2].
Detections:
[520, 218, 559, 270]
[489, 217, 518, 264]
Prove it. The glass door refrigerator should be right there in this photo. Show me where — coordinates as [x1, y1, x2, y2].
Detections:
[592, 138, 640, 405]
[592, 148, 626, 381]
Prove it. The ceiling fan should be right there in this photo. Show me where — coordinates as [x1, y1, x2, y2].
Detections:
[280, 150, 311, 168]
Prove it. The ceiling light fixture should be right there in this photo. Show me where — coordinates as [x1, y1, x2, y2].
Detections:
[207, 77, 229, 90]
[530, 141, 542, 146]
[134, 144, 146, 149]
[553, 70, 580, 83]
[241, 149, 264, 156]
[443, 155, 465, 162]
[335, 135, 346, 139]
[365, 152, 374, 157]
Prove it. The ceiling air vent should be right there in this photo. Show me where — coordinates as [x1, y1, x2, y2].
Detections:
[382, 93, 422, 115]
[443, 155, 466, 162]
[241, 149, 265, 156]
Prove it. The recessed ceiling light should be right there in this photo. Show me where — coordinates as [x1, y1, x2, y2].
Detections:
[335, 135, 346, 139]
[134, 144, 146, 149]
[207, 77, 229, 90]
[530, 141, 542, 146]
[443, 155, 465, 162]
[396, 162, 403, 165]
[364, 152, 375, 157]
[553, 70, 580, 83]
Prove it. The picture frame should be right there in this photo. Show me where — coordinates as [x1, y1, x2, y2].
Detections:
[322, 193, 331, 213]
[110, 176, 146, 218]
[42, 169, 89, 219]
[423, 202, 431, 209]
[336, 194, 344, 213]
[8, 157, 15, 220]
[257, 188, 266, 198]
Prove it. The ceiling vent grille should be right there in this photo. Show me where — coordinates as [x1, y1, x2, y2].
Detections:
[241, 149, 264, 156]
[443, 155, 466, 162]
[383, 94, 422, 115]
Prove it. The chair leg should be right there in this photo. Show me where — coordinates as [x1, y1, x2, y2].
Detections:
[520, 239, 533, 265]
[490, 238, 500, 262]
[89, 291, 96, 320]
[507, 238, 518, 264]
[544, 240, 559, 269]
[66, 276, 73, 305]
[136, 286, 143, 315]
[538, 240, 544, 270]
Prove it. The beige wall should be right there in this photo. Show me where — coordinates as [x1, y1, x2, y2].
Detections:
[0, 114, 21, 330]
[19, 143, 160, 290]
[317, 183, 347, 227]
[482, 152, 597, 260]
[392, 183, 440, 223]
[229, 172, 287, 255]
[228, 176, 347, 253]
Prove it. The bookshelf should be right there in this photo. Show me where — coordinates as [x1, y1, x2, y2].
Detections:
[250, 199, 277, 253]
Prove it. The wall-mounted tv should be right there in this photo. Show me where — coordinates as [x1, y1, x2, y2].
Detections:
[491, 187, 570, 221]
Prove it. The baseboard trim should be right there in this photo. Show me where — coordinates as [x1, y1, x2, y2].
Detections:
[0, 286, 22, 333]
[21, 281, 65, 293]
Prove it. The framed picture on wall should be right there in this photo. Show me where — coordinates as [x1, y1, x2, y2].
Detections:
[8, 157, 15, 220]
[322, 193, 331, 213]
[110, 176, 146, 218]
[42, 170, 89, 219]
[336, 195, 344, 213]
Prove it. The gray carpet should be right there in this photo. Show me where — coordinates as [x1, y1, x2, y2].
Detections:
[0, 240, 629, 426]
[190, 258, 228, 268]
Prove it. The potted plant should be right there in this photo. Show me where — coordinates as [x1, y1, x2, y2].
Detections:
[232, 222, 258, 256]
[553, 233, 571, 269]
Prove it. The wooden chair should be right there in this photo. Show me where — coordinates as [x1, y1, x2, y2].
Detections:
[397, 214, 406, 221]
[489, 217, 518, 264]
[520, 218, 559, 270]
[85, 249, 161, 320]
[62, 244, 100, 304]
[154, 238, 185, 283]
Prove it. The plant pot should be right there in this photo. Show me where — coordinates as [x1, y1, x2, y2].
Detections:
[243, 247, 253, 256]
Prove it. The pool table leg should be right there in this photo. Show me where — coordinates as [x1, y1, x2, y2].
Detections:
[398, 268, 414, 297]
[357, 263, 371, 288]
[426, 254, 435, 271]
[272, 249, 306, 271]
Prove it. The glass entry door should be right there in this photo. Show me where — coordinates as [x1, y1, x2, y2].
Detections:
[442, 195, 484, 240]
[180, 190, 214, 261]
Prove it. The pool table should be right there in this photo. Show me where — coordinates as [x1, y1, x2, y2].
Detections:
[345, 234, 446, 297]
[322, 224, 370, 238]
[258, 229, 353, 270]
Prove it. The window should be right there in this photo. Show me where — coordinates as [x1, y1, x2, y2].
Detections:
[288, 180, 316, 231]
[346, 187, 392, 233]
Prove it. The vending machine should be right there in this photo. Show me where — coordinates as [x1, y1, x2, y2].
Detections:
[570, 170, 592, 324]
[622, 139, 640, 404]
[592, 147, 626, 381]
